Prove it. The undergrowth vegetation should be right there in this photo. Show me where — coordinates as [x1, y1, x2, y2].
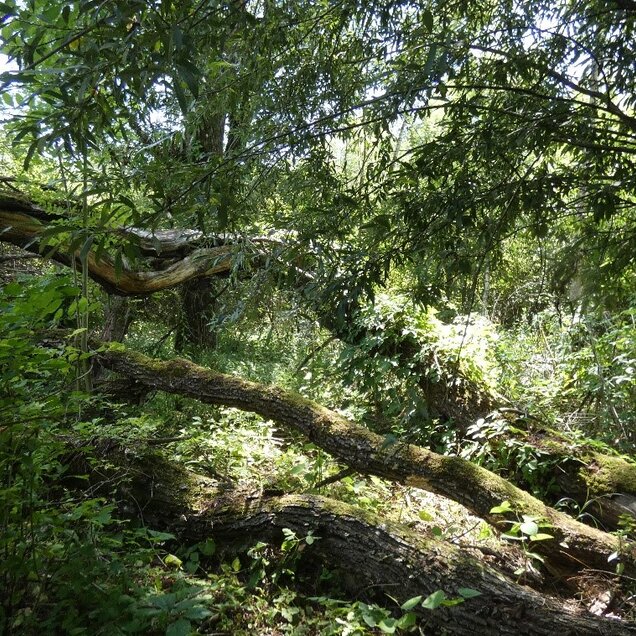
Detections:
[2, 271, 634, 634]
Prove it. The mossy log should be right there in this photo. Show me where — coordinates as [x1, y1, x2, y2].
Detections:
[466, 412, 636, 530]
[6, 191, 636, 522]
[0, 192, 491, 425]
[80, 448, 635, 636]
[0, 192, 543, 428]
[95, 344, 636, 580]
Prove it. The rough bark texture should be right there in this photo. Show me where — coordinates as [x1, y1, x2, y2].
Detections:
[0, 196, 234, 294]
[82, 448, 634, 636]
[5, 190, 636, 523]
[175, 277, 219, 350]
[0, 192, 531, 427]
[467, 415, 636, 531]
[101, 295, 134, 342]
[95, 344, 636, 580]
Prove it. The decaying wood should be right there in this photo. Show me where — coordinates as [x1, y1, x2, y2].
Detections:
[94, 344, 636, 580]
[0, 206, 234, 294]
[5, 190, 636, 528]
[464, 413, 636, 531]
[0, 192, 491, 424]
[0, 193, 282, 289]
[81, 448, 635, 636]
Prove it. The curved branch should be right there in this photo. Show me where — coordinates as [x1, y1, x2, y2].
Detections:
[0, 205, 234, 295]
[6, 191, 635, 519]
[0, 192, 287, 294]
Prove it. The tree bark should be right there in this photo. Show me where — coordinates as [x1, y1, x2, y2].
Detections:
[100, 295, 133, 342]
[77, 447, 634, 636]
[5, 191, 636, 527]
[175, 277, 219, 351]
[464, 412, 636, 531]
[0, 191, 501, 423]
[94, 344, 636, 580]
[0, 211, 232, 295]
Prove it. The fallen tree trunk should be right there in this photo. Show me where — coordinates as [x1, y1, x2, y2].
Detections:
[463, 410, 636, 531]
[80, 447, 634, 636]
[0, 205, 234, 295]
[5, 190, 636, 527]
[0, 190, 491, 423]
[94, 344, 636, 580]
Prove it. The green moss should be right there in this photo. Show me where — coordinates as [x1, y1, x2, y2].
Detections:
[131, 451, 207, 510]
[584, 453, 636, 495]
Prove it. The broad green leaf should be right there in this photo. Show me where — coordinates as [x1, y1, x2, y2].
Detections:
[401, 595, 422, 610]
[396, 612, 417, 629]
[164, 554, 182, 569]
[147, 529, 176, 542]
[361, 611, 377, 628]
[378, 618, 397, 633]
[526, 551, 545, 563]
[422, 590, 446, 610]
[490, 501, 512, 514]
[519, 521, 539, 537]
[166, 618, 191, 636]
[198, 539, 215, 556]
[458, 588, 481, 599]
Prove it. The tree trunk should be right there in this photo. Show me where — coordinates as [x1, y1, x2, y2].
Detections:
[175, 278, 219, 351]
[94, 344, 636, 580]
[464, 412, 636, 531]
[70, 446, 635, 636]
[5, 191, 636, 527]
[100, 295, 133, 342]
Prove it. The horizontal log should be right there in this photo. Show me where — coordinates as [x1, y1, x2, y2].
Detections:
[94, 344, 636, 580]
[82, 448, 635, 636]
[0, 190, 502, 426]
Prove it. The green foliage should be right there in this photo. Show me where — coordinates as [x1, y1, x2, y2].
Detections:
[4, 0, 634, 303]
[489, 501, 555, 578]
[494, 305, 636, 451]
[0, 275, 407, 634]
[0, 276, 140, 633]
[420, 588, 481, 610]
[334, 295, 498, 449]
[2, 0, 636, 629]
[562, 308, 636, 447]
[462, 414, 563, 498]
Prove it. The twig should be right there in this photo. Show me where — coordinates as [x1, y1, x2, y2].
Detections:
[295, 335, 337, 372]
[0, 252, 41, 262]
[312, 467, 355, 490]
[145, 435, 193, 446]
